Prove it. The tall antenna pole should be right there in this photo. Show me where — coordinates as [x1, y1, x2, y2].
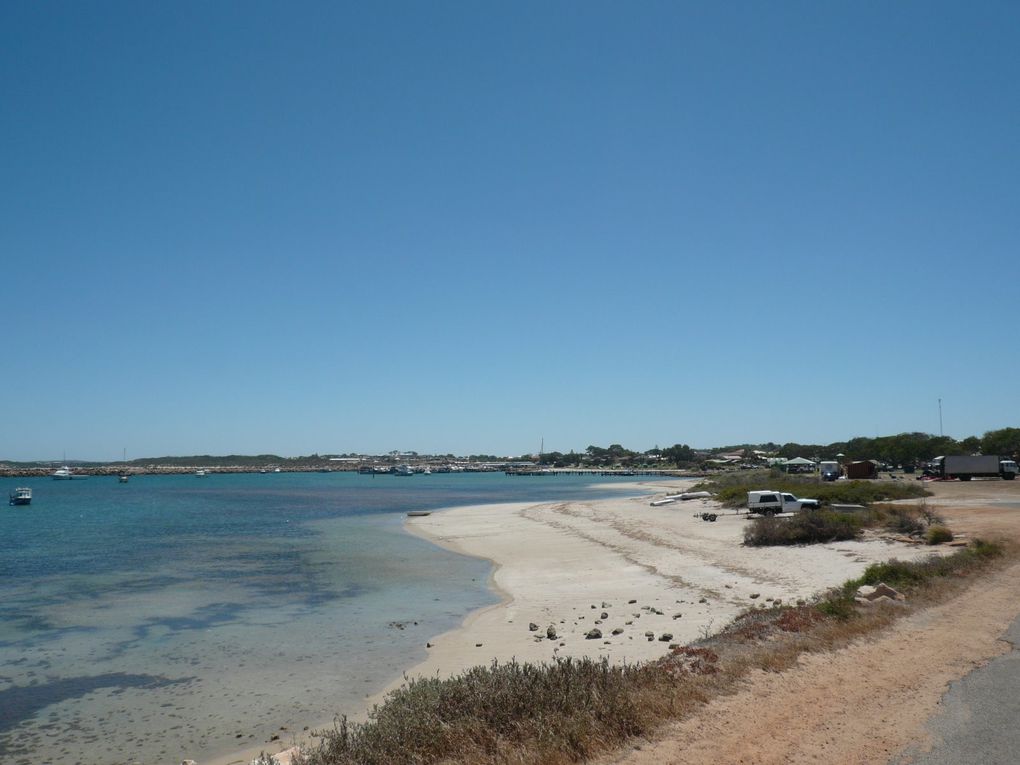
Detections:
[938, 398, 943, 437]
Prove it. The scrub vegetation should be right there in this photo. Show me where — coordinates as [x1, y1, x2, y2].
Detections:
[743, 501, 948, 547]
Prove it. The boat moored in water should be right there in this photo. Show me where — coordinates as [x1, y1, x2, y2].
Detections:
[9, 487, 32, 505]
[195, 469, 208, 477]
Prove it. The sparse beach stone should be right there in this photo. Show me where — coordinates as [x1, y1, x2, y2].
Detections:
[612, 627, 624, 635]
[658, 633, 673, 641]
[585, 628, 602, 639]
[601, 611, 608, 619]
[528, 622, 539, 631]
[750, 593, 760, 599]
[546, 625, 557, 640]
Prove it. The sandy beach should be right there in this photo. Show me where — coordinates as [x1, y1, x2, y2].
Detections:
[212, 478, 986, 765]
[397, 480, 941, 676]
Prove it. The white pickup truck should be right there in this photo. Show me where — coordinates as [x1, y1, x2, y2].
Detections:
[747, 490, 821, 516]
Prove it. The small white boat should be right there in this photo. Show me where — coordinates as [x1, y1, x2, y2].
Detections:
[673, 491, 713, 501]
[195, 469, 208, 477]
[650, 497, 677, 507]
[9, 487, 32, 505]
[391, 464, 414, 476]
[52, 466, 88, 480]
[118, 474, 130, 483]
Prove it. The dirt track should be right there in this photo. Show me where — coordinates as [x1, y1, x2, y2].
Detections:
[600, 479, 1020, 765]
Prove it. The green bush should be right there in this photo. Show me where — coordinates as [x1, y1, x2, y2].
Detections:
[296, 657, 679, 765]
[743, 511, 864, 546]
[925, 526, 954, 545]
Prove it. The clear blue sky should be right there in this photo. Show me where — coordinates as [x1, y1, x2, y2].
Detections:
[2, 1, 1017, 461]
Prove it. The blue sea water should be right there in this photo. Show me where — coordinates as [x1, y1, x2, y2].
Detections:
[0, 471, 655, 765]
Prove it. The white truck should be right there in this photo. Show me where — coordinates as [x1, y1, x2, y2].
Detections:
[747, 490, 821, 516]
[930, 455, 1018, 481]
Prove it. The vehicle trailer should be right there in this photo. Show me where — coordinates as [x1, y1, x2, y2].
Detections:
[932, 455, 1019, 481]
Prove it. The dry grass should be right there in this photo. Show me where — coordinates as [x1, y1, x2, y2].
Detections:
[294, 540, 1008, 765]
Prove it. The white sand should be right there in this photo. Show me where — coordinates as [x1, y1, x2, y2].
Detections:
[397, 480, 939, 678]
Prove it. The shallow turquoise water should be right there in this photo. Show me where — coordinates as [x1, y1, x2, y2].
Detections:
[0, 471, 654, 764]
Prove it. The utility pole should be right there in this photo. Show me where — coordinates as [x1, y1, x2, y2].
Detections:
[938, 398, 943, 437]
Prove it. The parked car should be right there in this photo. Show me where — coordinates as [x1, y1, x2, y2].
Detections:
[747, 490, 821, 516]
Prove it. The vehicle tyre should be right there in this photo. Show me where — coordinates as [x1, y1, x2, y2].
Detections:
[764, 510, 775, 517]
[1004, 473, 1016, 481]
[709, 513, 718, 522]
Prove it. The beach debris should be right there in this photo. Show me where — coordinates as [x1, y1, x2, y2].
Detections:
[426, 642, 433, 648]
[182, 760, 197, 765]
[546, 625, 558, 640]
[672, 613, 683, 619]
[475, 643, 483, 647]
[528, 622, 539, 632]
[658, 633, 674, 642]
[585, 628, 603, 640]
[645, 631, 655, 641]
[601, 601, 611, 608]
[749, 593, 760, 599]
[628, 599, 637, 604]
[612, 627, 624, 635]
[699, 597, 708, 604]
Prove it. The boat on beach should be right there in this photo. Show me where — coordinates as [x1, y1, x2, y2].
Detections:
[9, 487, 32, 505]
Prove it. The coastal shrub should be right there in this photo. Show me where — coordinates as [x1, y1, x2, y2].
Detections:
[296, 656, 698, 765]
[874, 505, 926, 536]
[743, 511, 863, 546]
[846, 540, 1002, 593]
[926, 525, 954, 545]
